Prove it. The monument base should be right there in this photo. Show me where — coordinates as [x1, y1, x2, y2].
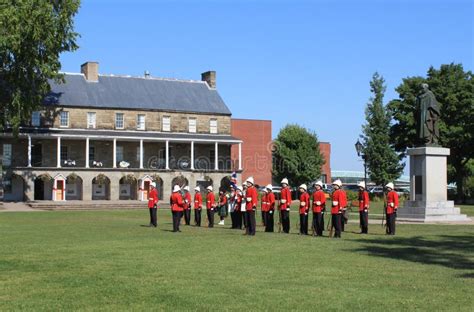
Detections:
[399, 200, 471, 222]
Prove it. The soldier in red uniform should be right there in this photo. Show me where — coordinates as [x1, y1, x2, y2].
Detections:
[312, 181, 326, 236]
[245, 177, 258, 236]
[298, 184, 310, 235]
[147, 182, 159, 227]
[183, 186, 192, 226]
[331, 180, 344, 238]
[265, 184, 276, 232]
[279, 178, 292, 233]
[206, 186, 216, 228]
[194, 186, 203, 227]
[385, 182, 399, 235]
[261, 188, 268, 229]
[170, 185, 184, 232]
[358, 181, 370, 234]
[218, 190, 227, 226]
[235, 186, 244, 229]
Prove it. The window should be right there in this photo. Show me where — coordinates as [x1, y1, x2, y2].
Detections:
[89, 146, 95, 161]
[115, 113, 124, 129]
[2, 144, 12, 166]
[162, 116, 170, 132]
[116, 146, 124, 162]
[61, 146, 68, 160]
[87, 112, 96, 129]
[60, 111, 69, 127]
[137, 114, 145, 130]
[188, 118, 197, 133]
[31, 111, 40, 127]
[210, 119, 218, 134]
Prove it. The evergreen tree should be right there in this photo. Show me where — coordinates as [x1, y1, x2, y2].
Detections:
[362, 72, 404, 186]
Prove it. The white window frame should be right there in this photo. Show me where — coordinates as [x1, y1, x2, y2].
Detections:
[87, 112, 96, 129]
[162, 116, 171, 132]
[115, 113, 124, 129]
[116, 146, 124, 162]
[188, 118, 197, 133]
[137, 114, 146, 130]
[210, 119, 218, 134]
[59, 111, 69, 127]
[31, 111, 41, 127]
[2, 144, 12, 166]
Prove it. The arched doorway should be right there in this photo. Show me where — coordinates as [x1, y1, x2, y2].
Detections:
[171, 175, 188, 193]
[66, 174, 83, 200]
[53, 174, 66, 201]
[119, 174, 138, 200]
[92, 174, 111, 200]
[34, 174, 53, 200]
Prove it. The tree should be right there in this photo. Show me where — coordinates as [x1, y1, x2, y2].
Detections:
[387, 64, 474, 201]
[272, 124, 325, 187]
[0, 0, 80, 135]
[361, 72, 404, 186]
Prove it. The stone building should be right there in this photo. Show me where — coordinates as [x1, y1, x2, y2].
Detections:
[1, 62, 243, 202]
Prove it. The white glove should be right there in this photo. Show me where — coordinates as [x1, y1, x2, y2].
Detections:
[269, 210, 273, 214]
[316, 201, 321, 206]
[304, 213, 308, 216]
[246, 197, 252, 202]
[286, 208, 290, 211]
[332, 201, 339, 206]
[281, 199, 287, 204]
[390, 203, 395, 207]
[301, 202, 306, 207]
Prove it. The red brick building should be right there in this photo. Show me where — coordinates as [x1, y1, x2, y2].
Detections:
[231, 119, 331, 187]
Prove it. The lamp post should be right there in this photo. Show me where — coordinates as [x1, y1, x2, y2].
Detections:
[355, 139, 367, 187]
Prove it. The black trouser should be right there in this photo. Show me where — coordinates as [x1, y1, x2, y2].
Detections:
[313, 212, 324, 236]
[387, 213, 396, 235]
[299, 214, 308, 235]
[246, 210, 256, 235]
[265, 210, 274, 232]
[207, 209, 214, 228]
[195, 209, 201, 227]
[235, 211, 242, 229]
[184, 209, 191, 225]
[359, 210, 368, 233]
[332, 213, 342, 238]
[242, 211, 248, 229]
[172, 211, 181, 232]
[281, 210, 290, 233]
[262, 211, 266, 226]
[149, 207, 157, 227]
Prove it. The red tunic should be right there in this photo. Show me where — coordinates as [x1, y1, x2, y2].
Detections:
[235, 193, 243, 211]
[194, 192, 202, 209]
[299, 192, 310, 214]
[219, 194, 227, 206]
[386, 190, 399, 214]
[358, 190, 370, 211]
[170, 192, 184, 212]
[331, 189, 345, 214]
[267, 192, 276, 211]
[184, 192, 192, 210]
[279, 186, 292, 210]
[148, 188, 158, 208]
[206, 192, 215, 210]
[312, 190, 326, 213]
[261, 193, 268, 212]
[245, 186, 258, 211]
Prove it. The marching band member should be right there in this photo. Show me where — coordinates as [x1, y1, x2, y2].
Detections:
[358, 182, 369, 234]
[170, 185, 184, 232]
[279, 178, 292, 233]
[331, 180, 345, 238]
[385, 182, 399, 235]
[298, 184, 310, 235]
[183, 186, 192, 226]
[206, 186, 216, 228]
[265, 184, 275, 232]
[218, 190, 227, 225]
[147, 182, 159, 227]
[244, 177, 258, 236]
[261, 187, 269, 229]
[194, 186, 203, 227]
[312, 181, 326, 236]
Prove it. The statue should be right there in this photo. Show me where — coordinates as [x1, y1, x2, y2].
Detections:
[417, 83, 440, 146]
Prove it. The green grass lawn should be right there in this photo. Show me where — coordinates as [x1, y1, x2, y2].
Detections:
[1, 209, 473, 311]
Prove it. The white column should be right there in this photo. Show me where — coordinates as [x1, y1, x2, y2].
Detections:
[165, 140, 170, 170]
[190, 141, 195, 170]
[85, 137, 90, 168]
[139, 139, 144, 169]
[113, 138, 117, 168]
[56, 137, 61, 168]
[238, 142, 242, 171]
[214, 142, 219, 170]
[27, 135, 32, 167]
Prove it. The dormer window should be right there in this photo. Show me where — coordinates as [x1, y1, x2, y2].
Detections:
[87, 112, 96, 129]
[115, 113, 124, 129]
[137, 114, 146, 130]
[60, 111, 69, 127]
[210, 119, 218, 134]
[31, 111, 40, 127]
[162, 116, 171, 132]
[189, 118, 197, 133]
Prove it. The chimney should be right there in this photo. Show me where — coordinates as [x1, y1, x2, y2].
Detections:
[144, 70, 150, 79]
[81, 61, 99, 82]
[201, 71, 216, 89]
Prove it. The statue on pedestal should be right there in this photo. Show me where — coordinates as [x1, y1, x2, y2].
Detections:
[417, 83, 440, 146]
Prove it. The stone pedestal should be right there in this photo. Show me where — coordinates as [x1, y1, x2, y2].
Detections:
[399, 147, 471, 222]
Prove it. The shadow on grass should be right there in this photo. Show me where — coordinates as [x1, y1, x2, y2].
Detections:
[350, 235, 474, 276]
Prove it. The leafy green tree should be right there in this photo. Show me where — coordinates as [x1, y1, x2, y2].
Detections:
[0, 0, 80, 134]
[272, 124, 325, 187]
[387, 64, 474, 201]
[361, 72, 404, 186]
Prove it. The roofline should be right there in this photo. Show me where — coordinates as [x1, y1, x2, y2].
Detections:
[231, 118, 272, 122]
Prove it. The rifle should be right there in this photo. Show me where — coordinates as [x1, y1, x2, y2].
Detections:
[328, 215, 333, 238]
[278, 200, 282, 233]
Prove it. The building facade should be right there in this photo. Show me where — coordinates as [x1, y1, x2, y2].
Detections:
[1, 62, 243, 202]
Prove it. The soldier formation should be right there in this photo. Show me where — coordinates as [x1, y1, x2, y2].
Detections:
[147, 177, 400, 237]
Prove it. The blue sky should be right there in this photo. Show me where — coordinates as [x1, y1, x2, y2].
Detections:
[59, 0, 473, 172]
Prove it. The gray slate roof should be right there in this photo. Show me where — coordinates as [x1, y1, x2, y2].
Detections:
[44, 74, 232, 115]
